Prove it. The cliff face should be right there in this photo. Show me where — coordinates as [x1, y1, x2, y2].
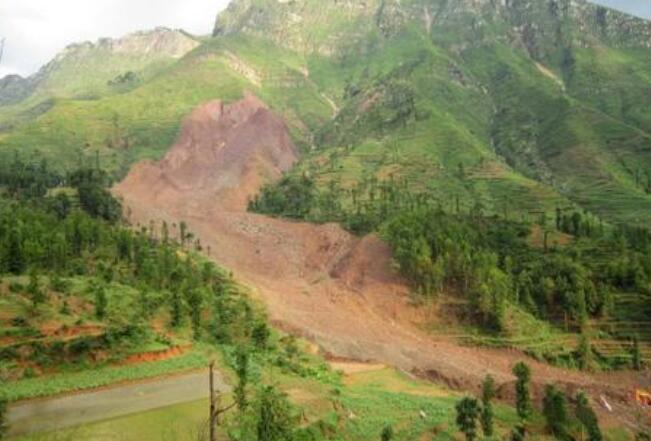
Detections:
[0, 28, 200, 106]
[213, 0, 651, 57]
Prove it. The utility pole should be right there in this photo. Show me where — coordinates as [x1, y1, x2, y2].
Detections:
[0, 38, 5, 65]
[208, 361, 235, 441]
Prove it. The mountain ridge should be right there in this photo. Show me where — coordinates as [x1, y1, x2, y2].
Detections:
[0, 27, 200, 106]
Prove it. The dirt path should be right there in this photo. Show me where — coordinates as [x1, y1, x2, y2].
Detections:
[114, 95, 650, 431]
[8, 370, 225, 437]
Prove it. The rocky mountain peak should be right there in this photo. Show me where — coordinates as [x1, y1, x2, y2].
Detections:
[212, 0, 651, 56]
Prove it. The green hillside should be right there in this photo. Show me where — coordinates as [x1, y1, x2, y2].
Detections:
[1, 0, 651, 439]
[0, 28, 200, 133]
[1, 0, 650, 225]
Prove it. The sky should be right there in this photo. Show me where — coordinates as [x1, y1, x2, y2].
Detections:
[0, 1, 650, 79]
[0, 0, 230, 78]
[593, 0, 651, 20]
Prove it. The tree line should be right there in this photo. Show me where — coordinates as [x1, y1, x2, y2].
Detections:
[455, 362, 603, 441]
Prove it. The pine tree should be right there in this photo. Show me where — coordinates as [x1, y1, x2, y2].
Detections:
[542, 385, 569, 439]
[381, 425, 394, 441]
[94, 283, 107, 319]
[234, 347, 249, 412]
[455, 397, 480, 441]
[186, 288, 202, 340]
[0, 394, 7, 440]
[6, 229, 25, 274]
[170, 290, 182, 327]
[257, 385, 295, 441]
[512, 362, 532, 422]
[252, 322, 271, 350]
[481, 375, 496, 438]
[577, 332, 592, 371]
[27, 269, 45, 307]
[575, 392, 602, 441]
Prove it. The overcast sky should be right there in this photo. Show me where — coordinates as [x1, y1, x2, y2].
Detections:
[0, 0, 230, 78]
[0, 1, 650, 79]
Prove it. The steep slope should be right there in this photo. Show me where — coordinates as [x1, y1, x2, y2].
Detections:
[0, 28, 200, 131]
[115, 97, 649, 429]
[0, 34, 333, 175]
[0, 75, 35, 107]
[3, 0, 650, 223]
[118, 93, 297, 212]
[1, 27, 199, 104]
[213, 0, 651, 225]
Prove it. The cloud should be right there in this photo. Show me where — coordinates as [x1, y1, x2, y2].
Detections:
[0, 0, 230, 77]
[2, 1, 650, 78]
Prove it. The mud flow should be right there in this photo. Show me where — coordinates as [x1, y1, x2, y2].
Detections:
[114, 94, 650, 430]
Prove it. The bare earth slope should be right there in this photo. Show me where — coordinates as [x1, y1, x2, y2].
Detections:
[114, 95, 649, 429]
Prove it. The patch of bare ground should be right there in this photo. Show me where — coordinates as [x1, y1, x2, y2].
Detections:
[114, 94, 650, 431]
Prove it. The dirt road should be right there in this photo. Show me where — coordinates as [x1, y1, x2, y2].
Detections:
[8, 370, 226, 437]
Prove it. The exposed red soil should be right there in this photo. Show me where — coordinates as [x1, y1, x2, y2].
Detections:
[114, 94, 650, 430]
[40, 323, 105, 340]
[122, 345, 190, 365]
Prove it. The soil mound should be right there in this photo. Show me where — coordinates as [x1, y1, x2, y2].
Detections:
[115, 95, 649, 430]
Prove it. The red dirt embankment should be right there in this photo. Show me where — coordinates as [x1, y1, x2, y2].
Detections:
[114, 94, 649, 429]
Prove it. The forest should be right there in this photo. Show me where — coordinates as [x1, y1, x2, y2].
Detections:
[0, 154, 344, 440]
[250, 172, 651, 369]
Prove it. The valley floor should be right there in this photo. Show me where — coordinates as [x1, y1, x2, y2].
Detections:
[8, 369, 223, 437]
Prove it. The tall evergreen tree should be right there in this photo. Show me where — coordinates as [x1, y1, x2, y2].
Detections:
[186, 288, 203, 340]
[234, 347, 249, 412]
[455, 397, 480, 441]
[575, 392, 602, 441]
[94, 283, 108, 319]
[6, 229, 24, 274]
[481, 375, 496, 438]
[170, 290, 182, 327]
[27, 268, 45, 307]
[0, 394, 7, 440]
[257, 385, 295, 441]
[512, 362, 532, 422]
[542, 385, 569, 439]
[252, 322, 271, 350]
[577, 332, 592, 371]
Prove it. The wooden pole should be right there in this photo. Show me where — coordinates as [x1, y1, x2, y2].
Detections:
[207, 361, 236, 441]
[209, 361, 216, 441]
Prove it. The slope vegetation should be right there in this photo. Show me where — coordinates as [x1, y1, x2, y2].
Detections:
[114, 96, 649, 431]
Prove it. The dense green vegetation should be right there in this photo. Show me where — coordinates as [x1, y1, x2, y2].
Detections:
[250, 169, 651, 370]
[3, 0, 651, 438]
[0, 156, 270, 398]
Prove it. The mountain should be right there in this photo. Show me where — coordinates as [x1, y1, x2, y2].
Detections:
[0, 75, 36, 106]
[0, 0, 650, 226]
[0, 28, 200, 131]
[1, 27, 199, 104]
[212, 0, 651, 226]
[2, 1, 651, 436]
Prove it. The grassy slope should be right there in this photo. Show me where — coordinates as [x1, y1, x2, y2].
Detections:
[295, 28, 570, 219]
[11, 365, 635, 441]
[0, 269, 221, 401]
[0, 34, 200, 132]
[0, 35, 333, 177]
[1, 19, 650, 225]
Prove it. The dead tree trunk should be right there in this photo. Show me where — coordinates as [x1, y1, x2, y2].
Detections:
[208, 361, 236, 441]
